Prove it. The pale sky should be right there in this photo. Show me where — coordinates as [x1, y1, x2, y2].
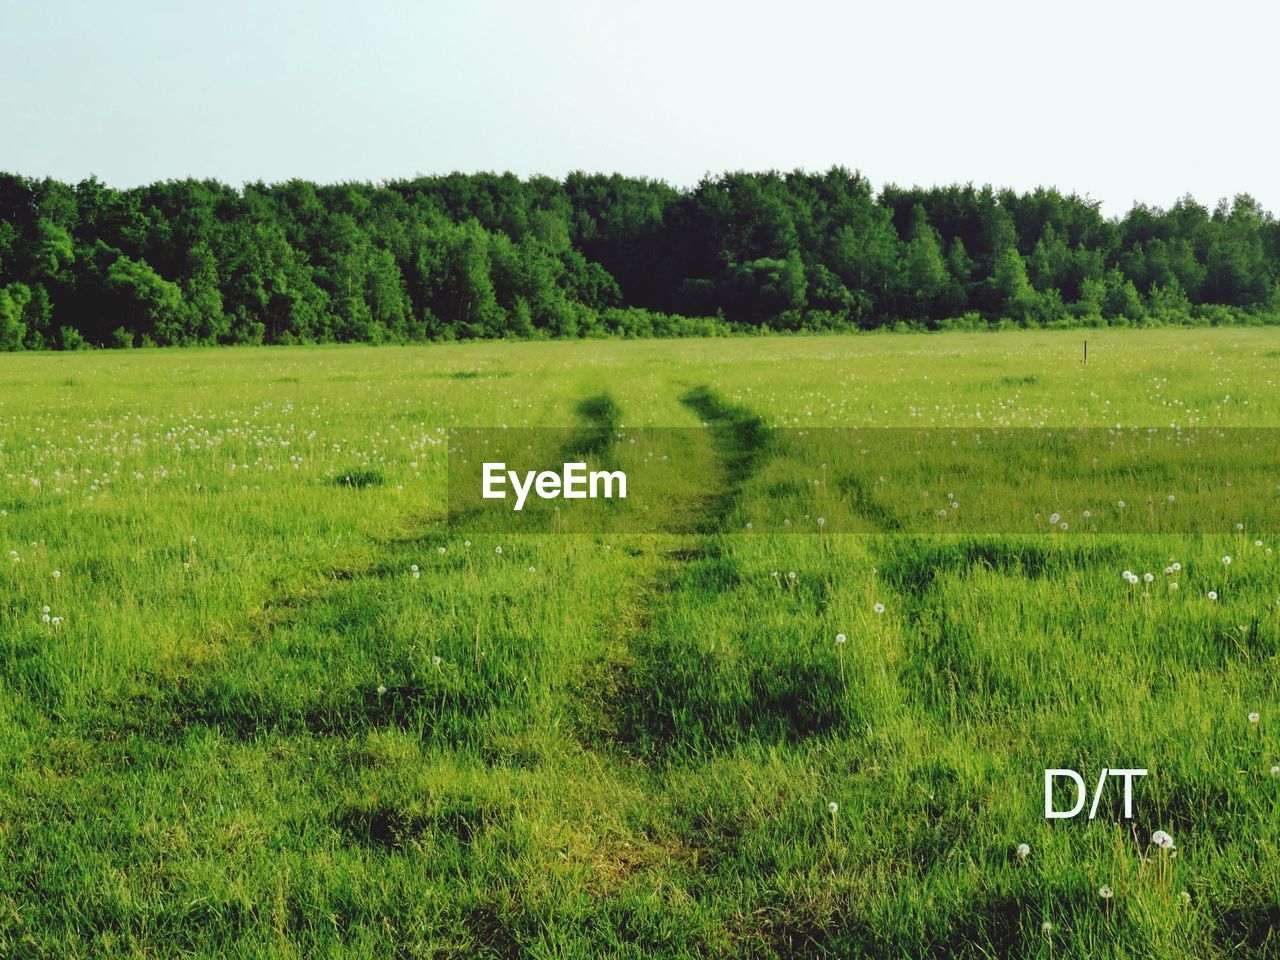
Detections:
[3, 0, 1277, 218]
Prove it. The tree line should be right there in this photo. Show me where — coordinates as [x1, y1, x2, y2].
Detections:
[0, 168, 1277, 349]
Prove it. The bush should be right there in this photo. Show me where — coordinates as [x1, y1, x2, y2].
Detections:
[58, 326, 89, 350]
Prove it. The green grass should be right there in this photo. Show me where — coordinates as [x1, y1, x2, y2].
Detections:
[0, 330, 1278, 958]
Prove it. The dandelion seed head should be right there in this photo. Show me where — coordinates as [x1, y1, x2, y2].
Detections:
[1098, 885, 1113, 900]
[835, 632, 847, 645]
[1248, 712, 1260, 724]
[827, 801, 838, 815]
[1016, 843, 1030, 859]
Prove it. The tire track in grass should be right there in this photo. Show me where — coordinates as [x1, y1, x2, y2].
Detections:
[678, 385, 768, 535]
[567, 392, 622, 459]
[576, 385, 772, 758]
[555, 389, 658, 747]
[600, 390, 920, 766]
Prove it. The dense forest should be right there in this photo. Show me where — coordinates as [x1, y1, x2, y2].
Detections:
[0, 168, 1277, 348]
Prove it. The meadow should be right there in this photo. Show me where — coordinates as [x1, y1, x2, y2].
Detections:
[0, 329, 1278, 958]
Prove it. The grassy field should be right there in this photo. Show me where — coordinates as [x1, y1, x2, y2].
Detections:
[1, 329, 1278, 958]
